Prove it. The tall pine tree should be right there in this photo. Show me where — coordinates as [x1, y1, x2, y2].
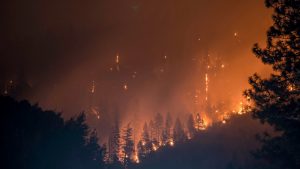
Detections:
[137, 123, 152, 159]
[173, 118, 187, 144]
[162, 112, 172, 144]
[148, 120, 155, 142]
[121, 123, 134, 167]
[108, 118, 121, 163]
[245, 0, 300, 168]
[154, 113, 163, 144]
[187, 113, 196, 138]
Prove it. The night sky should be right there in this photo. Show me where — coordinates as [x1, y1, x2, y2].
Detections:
[1, 0, 273, 136]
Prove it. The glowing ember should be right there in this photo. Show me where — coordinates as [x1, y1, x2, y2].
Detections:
[134, 154, 140, 163]
[288, 84, 295, 91]
[115, 54, 120, 71]
[187, 134, 192, 140]
[169, 140, 174, 146]
[152, 143, 158, 151]
[116, 55, 119, 64]
[195, 113, 207, 130]
[91, 107, 100, 119]
[205, 73, 208, 101]
[238, 101, 245, 115]
[91, 80, 95, 93]
[123, 84, 128, 90]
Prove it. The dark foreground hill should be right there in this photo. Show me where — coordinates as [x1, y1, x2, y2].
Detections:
[134, 114, 273, 169]
[0, 96, 104, 169]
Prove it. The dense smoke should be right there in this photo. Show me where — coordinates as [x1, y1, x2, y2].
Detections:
[1, 0, 273, 139]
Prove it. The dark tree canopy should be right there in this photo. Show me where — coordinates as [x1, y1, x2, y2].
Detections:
[121, 123, 134, 167]
[173, 118, 187, 143]
[0, 96, 105, 169]
[133, 114, 270, 169]
[108, 116, 121, 163]
[187, 113, 196, 138]
[245, 0, 300, 168]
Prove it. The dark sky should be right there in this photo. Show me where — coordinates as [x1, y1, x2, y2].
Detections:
[1, 0, 273, 134]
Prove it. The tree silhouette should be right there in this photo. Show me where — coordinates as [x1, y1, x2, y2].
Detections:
[108, 116, 121, 163]
[173, 118, 187, 144]
[187, 113, 196, 138]
[0, 96, 105, 169]
[245, 0, 300, 168]
[162, 112, 173, 144]
[121, 123, 134, 167]
[137, 122, 152, 159]
[148, 120, 155, 142]
[154, 113, 163, 144]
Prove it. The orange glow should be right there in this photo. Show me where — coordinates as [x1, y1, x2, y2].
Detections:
[1, 1, 273, 160]
[187, 133, 192, 140]
[134, 153, 140, 163]
[288, 84, 295, 91]
[195, 113, 211, 130]
[169, 139, 174, 146]
[91, 80, 95, 93]
[152, 143, 158, 151]
[116, 55, 119, 64]
[123, 84, 128, 90]
[237, 101, 245, 115]
[205, 73, 208, 101]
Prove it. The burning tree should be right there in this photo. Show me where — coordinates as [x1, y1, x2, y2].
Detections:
[162, 112, 173, 145]
[187, 113, 196, 138]
[137, 123, 152, 159]
[195, 113, 206, 131]
[148, 120, 155, 142]
[245, 0, 300, 168]
[154, 113, 163, 145]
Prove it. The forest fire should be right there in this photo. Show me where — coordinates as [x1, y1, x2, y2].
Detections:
[3, 0, 299, 169]
[102, 96, 252, 165]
